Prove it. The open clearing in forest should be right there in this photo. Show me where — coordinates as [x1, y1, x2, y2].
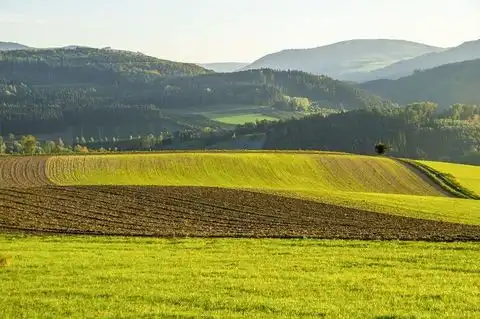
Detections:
[1, 236, 479, 318]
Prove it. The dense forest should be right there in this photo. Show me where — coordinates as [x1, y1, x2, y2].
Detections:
[360, 59, 480, 108]
[27, 102, 475, 165]
[230, 102, 480, 165]
[0, 48, 391, 138]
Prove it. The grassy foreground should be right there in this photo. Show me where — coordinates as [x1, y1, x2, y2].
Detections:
[44, 153, 480, 225]
[1, 236, 479, 319]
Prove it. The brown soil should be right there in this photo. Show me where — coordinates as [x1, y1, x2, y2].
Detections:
[0, 156, 52, 187]
[1, 186, 479, 241]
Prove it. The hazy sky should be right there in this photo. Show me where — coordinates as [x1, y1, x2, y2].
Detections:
[1, 0, 479, 63]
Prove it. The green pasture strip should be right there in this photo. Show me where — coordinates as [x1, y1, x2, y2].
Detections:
[418, 160, 480, 198]
[1, 236, 479, 319]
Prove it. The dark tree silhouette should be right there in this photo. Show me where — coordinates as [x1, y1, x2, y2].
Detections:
[375, 143, 389, 155]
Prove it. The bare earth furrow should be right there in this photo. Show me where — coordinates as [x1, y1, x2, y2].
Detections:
[0, 157, 52, 187]
[97, 186, 316, 227]
[1, 186, 480, 241]
[80, 187, 295, 228]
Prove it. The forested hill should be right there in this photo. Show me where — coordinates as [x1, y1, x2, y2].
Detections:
[153, 69, 393, 110]
[0, 47, 210, 84]
[359, 59, 480, 108]
[233, 103, 480, 165]
[0, 63, 392, 138]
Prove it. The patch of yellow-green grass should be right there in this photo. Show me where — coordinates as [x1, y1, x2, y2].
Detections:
[211, 113, 278, 125]
[283, 189, 480, 225]
[46, 153, 443, 196]
[419, 160, 480, 196]
[1, 236, 479, 319]
[43, 152, 480, 225]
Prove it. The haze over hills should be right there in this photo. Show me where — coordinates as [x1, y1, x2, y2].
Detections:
[200, 62, 249, 73]
[358, 39, 480, 81]
[242, 39, 445, 81]
[0, 41, 30, 51]
[359, 59, 480, 108]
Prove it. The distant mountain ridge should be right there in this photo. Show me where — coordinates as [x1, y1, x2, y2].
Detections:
[357, 39, 480, 81]
[359, 59, 480, 108]
[242, 39, 444, 81]
[200, 62, 249, 73]
[0, 42, 30, 51]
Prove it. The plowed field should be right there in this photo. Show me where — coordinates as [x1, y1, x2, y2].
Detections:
[1, 186, 479, 241]
[0, 156, 51, 187]
[1, 153, 480, 239]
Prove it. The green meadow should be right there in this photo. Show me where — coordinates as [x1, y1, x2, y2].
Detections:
[1, 236, 479, 319]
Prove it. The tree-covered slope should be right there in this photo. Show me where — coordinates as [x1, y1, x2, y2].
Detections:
[0, 47, 210, 85]
[242, 39, 443, 80]
[0, 68, 392, 138]
[230, 104, 480, 165]
[359, 59, 480, 108]
[154, 69, 393, 110]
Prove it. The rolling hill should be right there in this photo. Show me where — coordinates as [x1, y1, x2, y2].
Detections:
[242, 39, 443, 80]
[1, 152, 480, 232]
[360, 39, 480, 81]
[359, 59, 480, 107]
[0, 47, 210, 83]
[0, 65, 392, 139]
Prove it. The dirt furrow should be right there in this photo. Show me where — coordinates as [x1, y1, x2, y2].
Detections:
[1, 186, 479, 241]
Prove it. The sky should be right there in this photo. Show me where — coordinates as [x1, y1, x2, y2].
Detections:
[0, 0, 479, 63]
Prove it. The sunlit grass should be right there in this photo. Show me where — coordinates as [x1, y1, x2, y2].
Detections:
[211, 113, 278, 124]
[420, 160, 480, 196]
[1, 235, 479, 319]
[46, 153, 442, 195]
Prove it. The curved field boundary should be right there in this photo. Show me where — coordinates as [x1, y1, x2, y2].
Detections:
[0, 186, 479, 241]
[399, 159, 480, 200]
[0, 156, 52, 188]
[45, 153, 446, 197]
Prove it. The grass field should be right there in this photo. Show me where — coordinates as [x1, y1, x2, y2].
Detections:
[43, 153, 480, 225]
[211, 113, 278, 124]
[1, 152, 480, 318]
[420, 160, 480, 196]
[46, 153, 441, 194]
[1, 236, 479, 319]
